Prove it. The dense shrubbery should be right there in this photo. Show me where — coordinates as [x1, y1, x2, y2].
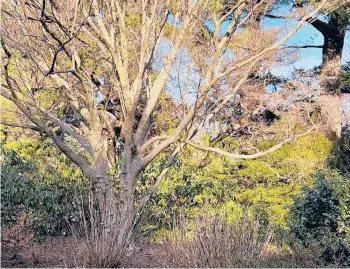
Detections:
[139, 131, 332, 233]
[289, 171, 350, 266]
[289, 171, 349, 241]
[1, 151, 90, 238]
[329, 126, 350, 175]
[1, 127, 349, 266]
[288, 128, 350, 266]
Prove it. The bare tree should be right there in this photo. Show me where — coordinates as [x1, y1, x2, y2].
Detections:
[0, 0, 335, 262]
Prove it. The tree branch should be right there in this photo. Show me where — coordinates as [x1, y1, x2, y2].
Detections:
[184, 126, 316, 160]
[265, 14, 297, 19]
[139, 135, 173, 154]
[137, 142, 186, 212]
[307, 17, 330, 34]
[135, 8, 199, 144]
[0, 120, 42, 132]
[282, 45, 323, 49]
[214, 0, 328, 82]
[1, 38, 92, 175]
[43, 113, 94, 156]
[265, 13, 330, 34]
[140, 60, 255, 169]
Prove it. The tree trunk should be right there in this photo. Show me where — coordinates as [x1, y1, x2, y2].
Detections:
[84, 145, 140, 266]
[84, 115, 143, 265]
[91, 161, 115, 221]
[321, 33, 345, 92]
[115, 130, 142, 250]
[320, 33, 344, 137]
[318, 15, 347, 137]
[320, 16, 346, 93]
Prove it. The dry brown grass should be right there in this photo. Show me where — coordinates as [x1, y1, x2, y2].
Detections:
[0, 215, 327, 268]
[1, 204, 329, 268]
[165, 214, 272, 267]
[165, 214, 324, 268]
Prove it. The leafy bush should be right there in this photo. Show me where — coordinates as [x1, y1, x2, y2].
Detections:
[329, 125, 350, 176]
[289, 171, 350, 266]
[1, 151, 90, 238]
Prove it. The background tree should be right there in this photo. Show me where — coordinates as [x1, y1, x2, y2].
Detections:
[266, 0, 349, 92]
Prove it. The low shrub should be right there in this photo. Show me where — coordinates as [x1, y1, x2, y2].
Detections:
[289, 171, 350, 266]
[1, 151, 90, 239]
[165, 213, 323, 267]
[166, 214, 272, 267]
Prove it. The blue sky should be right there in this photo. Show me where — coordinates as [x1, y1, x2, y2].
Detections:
[263, 15, 350, 77]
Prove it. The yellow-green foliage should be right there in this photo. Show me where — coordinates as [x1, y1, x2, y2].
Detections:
[163, 23, 180, 39]
[0, 98, 18, 121]
[232, 132, 332, 227]
[35, 90, 61, 109]
[154, 93, 181, 135]
[208, 0, 227, 13]
[79, 42, 104, 73]
[3, 137, 85, 183]
[4, 138, 50, 159]
[144, 130, 332, 230]
[125, 13, 141, 28]
[236, 184, 301, 226]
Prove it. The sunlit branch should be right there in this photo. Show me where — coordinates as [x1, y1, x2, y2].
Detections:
[184, 126, 317, 160]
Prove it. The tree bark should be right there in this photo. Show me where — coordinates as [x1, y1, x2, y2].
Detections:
[86, 141, 139, 264]
[311, 14, 347, 137]
[90, 159, 115, 220]
[320, 24, 345, 137]
[320, 22, 346, 93]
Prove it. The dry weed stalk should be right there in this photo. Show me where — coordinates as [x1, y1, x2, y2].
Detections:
[167, 214, 273, 267]
[68, 193, 133, 268]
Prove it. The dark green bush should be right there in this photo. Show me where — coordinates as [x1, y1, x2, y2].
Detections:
[289, 171, 350, 266]
[329, 126, 350, 176]
[1, 151, 90, 238]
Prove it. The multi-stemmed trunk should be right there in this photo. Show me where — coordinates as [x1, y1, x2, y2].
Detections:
[84, 158, 139, 266]
[83, 119, 143, 265]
